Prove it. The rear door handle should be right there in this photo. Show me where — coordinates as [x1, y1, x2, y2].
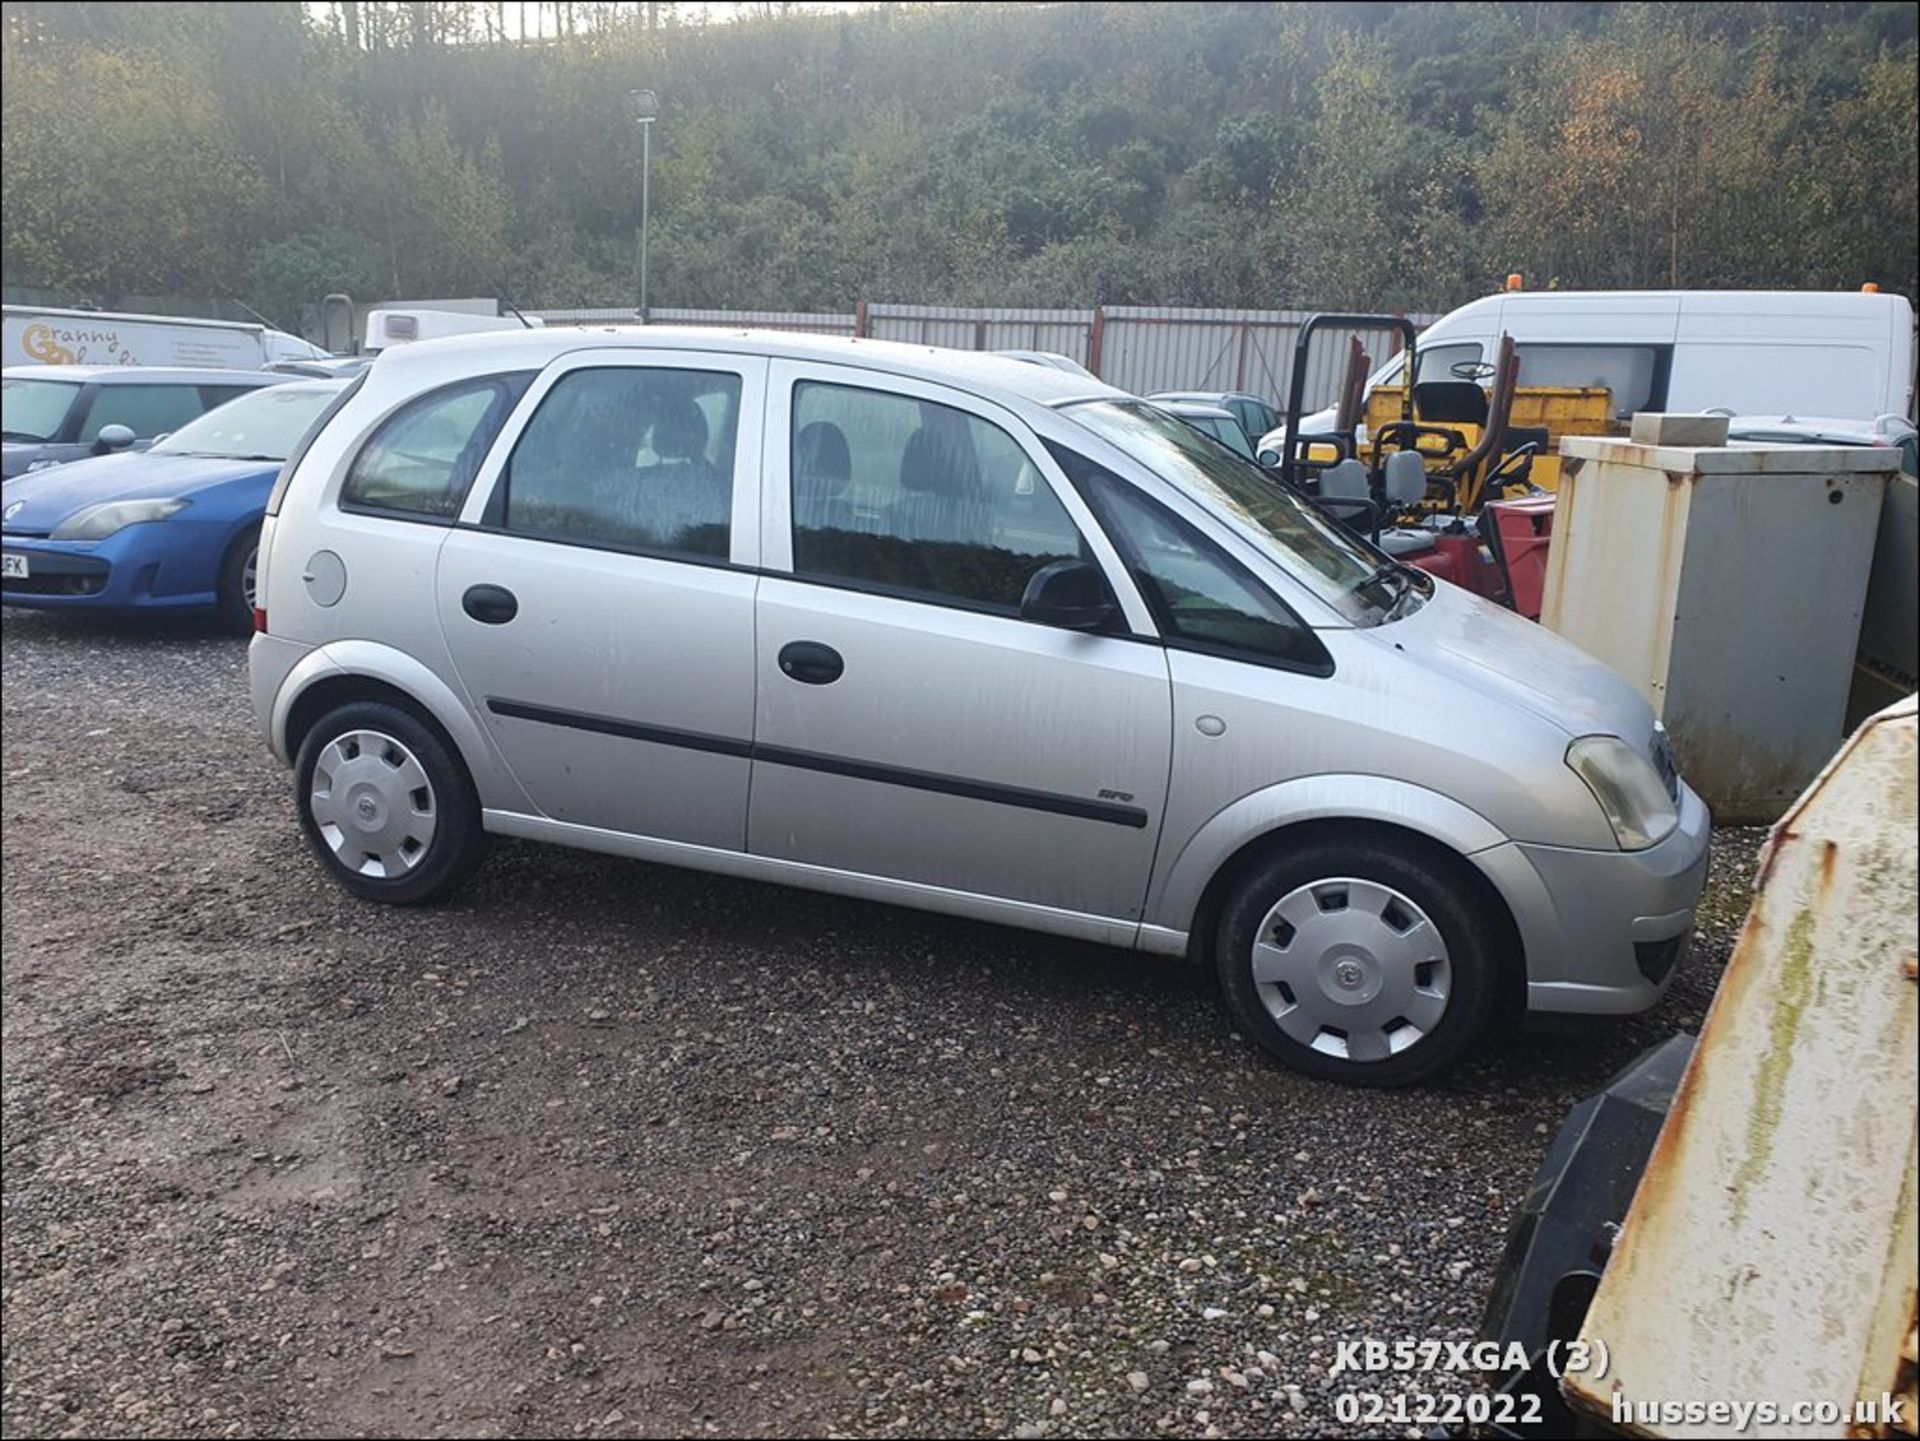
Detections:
[462, 583, 518, 625]
[778, 641, 843, 685]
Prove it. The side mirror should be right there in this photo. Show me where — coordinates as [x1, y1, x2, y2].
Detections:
[1020, 559, 1116, 632]
[1258, 447, 1280, 468]
[93, 424, 136, 454]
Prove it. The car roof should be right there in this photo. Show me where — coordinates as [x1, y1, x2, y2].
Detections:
[2, 364, 284, 385]
[224, 376, 350, 398]
[1148, 390, 1264, 405]
[372, 327, 1124, 408]
[1156, 399, 1238, 419]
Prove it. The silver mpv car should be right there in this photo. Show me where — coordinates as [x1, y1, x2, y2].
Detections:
[251, 329, 1709, 1086]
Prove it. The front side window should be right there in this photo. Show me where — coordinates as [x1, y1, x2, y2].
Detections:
[79, 383, 208, 441]
[1, 377, 81, 441]
[343, 373, 532, 519]
[790, 380, 1087, 612]
[1064, 399, 1392, 619]
[495, 366, 740, 558]
[1054, 444, 1329, 672]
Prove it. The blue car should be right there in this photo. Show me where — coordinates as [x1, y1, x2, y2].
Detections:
[1, 378, 346, 630]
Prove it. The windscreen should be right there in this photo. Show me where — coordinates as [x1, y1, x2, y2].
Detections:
[153, 383, 341, 462]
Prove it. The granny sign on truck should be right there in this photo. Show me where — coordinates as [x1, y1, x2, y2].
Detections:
[1, 306, 325, 370]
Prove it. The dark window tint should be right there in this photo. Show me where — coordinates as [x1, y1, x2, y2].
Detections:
[496, 367, 740, 558]
[198, 384, 263, 410]
[1055, 444, 1329, 672]
[79, 383, 209, 441]
[791, 380, 1086, 612]
[343, 373, 532, 519]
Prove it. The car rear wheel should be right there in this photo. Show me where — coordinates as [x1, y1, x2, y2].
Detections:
[1215, 837, 1502, 1086]
[293, 700, 487, 905]
[216, 525, 260, 635]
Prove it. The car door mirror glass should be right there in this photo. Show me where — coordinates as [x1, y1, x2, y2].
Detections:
[1020, 558, 1115, 631]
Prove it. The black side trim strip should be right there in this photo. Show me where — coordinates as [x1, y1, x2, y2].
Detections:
[487, 698, 1149, 829]
[487, 698, 752, 759]
[753, 743, 1148, 828]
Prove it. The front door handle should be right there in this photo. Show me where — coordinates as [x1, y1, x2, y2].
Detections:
[778, 640, 844, 685]
[462, 583, 518, 625]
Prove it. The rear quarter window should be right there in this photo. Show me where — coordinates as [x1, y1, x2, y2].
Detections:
[339, 372, 534, 521]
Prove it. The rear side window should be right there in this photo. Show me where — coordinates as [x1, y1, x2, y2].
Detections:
[342, 373, 532, 520]
[1052, 442, 1330, 673]
[79, 383, 208, 441]
[493, 366, 741, 559]
[1512, 343, 1667, 418]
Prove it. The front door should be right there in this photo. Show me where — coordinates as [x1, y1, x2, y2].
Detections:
[747, 363, 1171, 922]
[438, 350, 766, 849]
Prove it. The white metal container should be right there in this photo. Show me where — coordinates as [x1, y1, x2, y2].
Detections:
[1543, 436, 1895, 822]
[1566, 694, 1918, 1438]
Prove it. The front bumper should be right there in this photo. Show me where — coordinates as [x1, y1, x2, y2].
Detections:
[0, 522, 229, 613]
[1474, 781, 1712, 1016]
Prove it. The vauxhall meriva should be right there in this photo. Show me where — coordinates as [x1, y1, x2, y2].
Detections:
[250, 329, 1709, 1086]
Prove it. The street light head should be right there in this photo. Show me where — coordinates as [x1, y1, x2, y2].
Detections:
[628, 88, 659, 122]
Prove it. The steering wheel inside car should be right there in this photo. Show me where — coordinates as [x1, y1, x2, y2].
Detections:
[1449, 359, 1499, 381]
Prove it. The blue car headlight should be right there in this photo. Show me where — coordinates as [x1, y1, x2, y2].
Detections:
[50, 498, 188, 541]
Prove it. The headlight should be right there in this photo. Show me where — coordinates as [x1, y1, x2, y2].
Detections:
[50, 498, 187, 541]
[1566, 735, 1679, 851]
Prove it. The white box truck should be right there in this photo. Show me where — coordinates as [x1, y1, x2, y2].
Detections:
[1, 305, 326, 370]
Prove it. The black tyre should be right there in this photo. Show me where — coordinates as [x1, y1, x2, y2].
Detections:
[293, 700, 487, 905]
[215, 524, 260, 635]
[1215, 836, 1503, 1087]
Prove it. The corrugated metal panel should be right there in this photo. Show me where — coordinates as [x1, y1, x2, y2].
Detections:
[1101, 308, 1438, 407]
[530, 307, 641, 325]
[865, 305, 1093, 364]
[528, 307, 856, 334]
[652, 307, 856, 335]
[522, 303, 1439, 405]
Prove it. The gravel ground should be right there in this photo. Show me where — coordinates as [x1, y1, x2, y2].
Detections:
[0, 604, 1762, 1440]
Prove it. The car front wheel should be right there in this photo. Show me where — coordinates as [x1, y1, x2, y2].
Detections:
[1215, 836, 1503, 1086]
[293, 700, 487, 904]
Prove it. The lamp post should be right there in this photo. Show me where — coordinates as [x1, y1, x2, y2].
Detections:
[629, 88, 658, 320]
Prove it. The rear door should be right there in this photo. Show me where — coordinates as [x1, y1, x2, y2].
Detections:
[747, 362, 1172, 925]
[436, 348, 765, 848]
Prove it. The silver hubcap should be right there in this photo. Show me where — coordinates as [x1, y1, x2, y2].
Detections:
[1250, 877, 1452, 1063]
[241, 547, 258, 610]
[308, 729, 437, 879]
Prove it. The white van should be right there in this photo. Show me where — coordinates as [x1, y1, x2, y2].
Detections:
[362, 308, 543, 352]
[1, 305, 325, 371]
[1264, 289, 1917, 455]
